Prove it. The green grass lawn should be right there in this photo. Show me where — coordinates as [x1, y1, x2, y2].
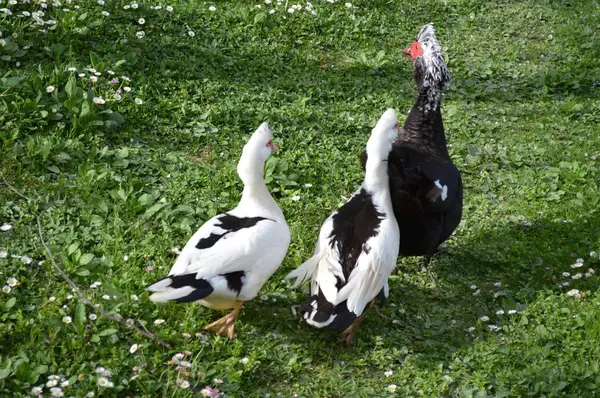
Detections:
[1, 0, 600, 396]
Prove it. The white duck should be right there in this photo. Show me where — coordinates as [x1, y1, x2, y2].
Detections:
[148, 122, 291, 339]
[286, 109, 400, 344]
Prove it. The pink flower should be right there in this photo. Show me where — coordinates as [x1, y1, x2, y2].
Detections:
[572, 253, 577, 257]
[200, 386, 220, 397]
[146, 265, 154, 271]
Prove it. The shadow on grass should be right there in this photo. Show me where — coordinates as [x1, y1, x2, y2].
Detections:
[236, 209, 599, 390]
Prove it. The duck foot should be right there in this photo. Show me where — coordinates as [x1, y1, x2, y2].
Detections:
[339, 299, 376, 345]
[204, 301, 244, 340]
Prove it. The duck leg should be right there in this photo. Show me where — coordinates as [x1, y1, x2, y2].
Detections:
[339, 299, 377, 346]
[204, 301, 244, 340]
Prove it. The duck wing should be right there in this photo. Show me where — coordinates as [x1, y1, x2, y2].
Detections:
[148, 212, 288, 303]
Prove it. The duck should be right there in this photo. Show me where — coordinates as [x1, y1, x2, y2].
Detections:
[362, 23, 463, 257]
[147, 122, 291, 339]
[286, 109, 400, 345]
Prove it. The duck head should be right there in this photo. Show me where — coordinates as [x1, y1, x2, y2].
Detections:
[366, 108, 399, 162]
[403, 23, 451, 91]
[237, 122, 279, 185]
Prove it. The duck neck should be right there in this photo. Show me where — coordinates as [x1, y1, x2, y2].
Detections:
[400, 85, 449, 155]
[238, 163, 282, 221]
[364, 157, 390, 194]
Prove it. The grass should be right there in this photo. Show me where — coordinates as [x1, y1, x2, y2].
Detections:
[1, 0, 600, 396]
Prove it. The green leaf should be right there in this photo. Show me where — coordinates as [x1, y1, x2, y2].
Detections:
[74, 303, 85, 333]
[98, 328, 118, 337]
[138, 193, 156, 207]
[91, 334, 100, 343]
[67, 242, 80, 255]
[76, 269, 91, 276]
[79, 253, 94, 265]
[47, 166, 61, 173]
[5, 297, 16, 310]
[0, 368, 10, 380]
[144, 203, 166, 217]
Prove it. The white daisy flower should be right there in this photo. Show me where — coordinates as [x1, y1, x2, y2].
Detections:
[154, 318, 165, 325]
[97, 0, 104, 4]
[479, 315, 489, 322]
[213, 378, 224, 384]
[467, 326, 476, 332]
[0, 224, 12, 231]
[97, 377, 109, 387]
[188, 30, 195, 37]
[50, 387, 64, 397]
[469, 285, 477, 290]
[86, 392, 95, 397]
[0, 251, 7, 258]
[562, 272, 571, 277]
[7, 277, 18, 287]
[496, 310, 504, 315]
[572, 273, 583, 279]
[46, 85, 55, 93]
[114, 93, 122, 101]
[138, 17, 145, 24]
[47, 379, 58, 387]
[129, 344, 139, 354]
[566, 289, 581, 297]
[287, 7, 294, 13]
[508, 309, 517, 314]
[136, 31, 145, 39]
[49, 296, 56, 302]
[240, 357, 249, 365]
[134, 98, 143, 105]
[269, 9, 275, 14]
[387, 384, 397, 393]
[178, 379, 190, 388]
[384, 370, 393, 377]
[21, 256, 32, 264]
[291, 195, 300, 201]
[31, 386, 43, 394]
[123, 86, 132, 93]
[89, 313, 97, 320]
[166, 5, 173, 12]
[345, 2, 352, 7]
[2, 286, 11, 293]
[123, 255, 129, 261]
[131, 2, 138, 9]
[93, 97, 105, 105]
[90, 76, 98, 83]
[208, 5, 216, 11]
[130, 294, 139, 301]
[571, 262, 584, 269]
[62, 316, 72, 324]
[60, 380, 69, 387]
[101, 10, 109, 16]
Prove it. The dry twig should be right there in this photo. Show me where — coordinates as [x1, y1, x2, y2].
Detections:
[3, 176, 171, 348]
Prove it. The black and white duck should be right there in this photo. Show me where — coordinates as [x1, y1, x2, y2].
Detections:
[147, 122, 291, 339]
[286, 109, 400, 344]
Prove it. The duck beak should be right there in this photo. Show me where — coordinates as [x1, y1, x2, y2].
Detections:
[267, 140, 279, 152]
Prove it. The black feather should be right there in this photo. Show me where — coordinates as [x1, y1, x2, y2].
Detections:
[195, 213, 272, 250]
[329, 188, 384, 279]
[148, 274, 214, 303]
[222, 271, 245, 295]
